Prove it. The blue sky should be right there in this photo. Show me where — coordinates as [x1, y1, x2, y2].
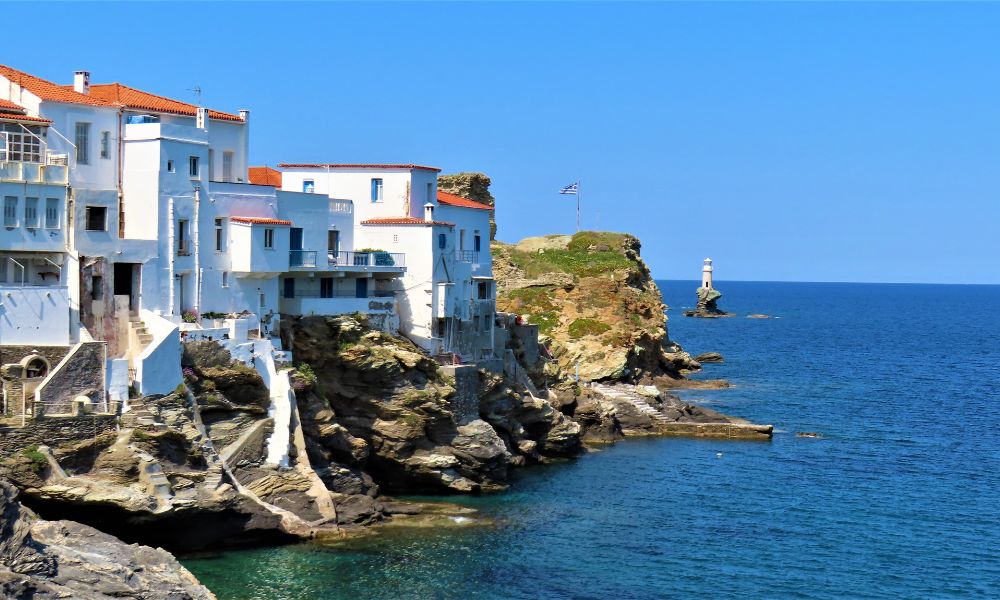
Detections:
[10, 2, 1000, 283]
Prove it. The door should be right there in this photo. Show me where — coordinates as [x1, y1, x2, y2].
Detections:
[355, 277, 368, 299]
[289, 227, 303, 266]
[327, 230, 340, 262]
[283, 277, 295, 299]
[174, 274, 184, 315]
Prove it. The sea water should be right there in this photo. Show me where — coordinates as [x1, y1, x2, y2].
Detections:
[182, 282, 1000, 599]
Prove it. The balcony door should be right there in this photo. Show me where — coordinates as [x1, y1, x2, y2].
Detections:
[355, 277, 368, 299]
[289, 227, 303, 266]
[328, 230, 340, 262]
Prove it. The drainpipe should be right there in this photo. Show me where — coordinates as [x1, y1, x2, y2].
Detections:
[167, 197, 175, 316]
[193, 186, 201, 316]
[117, 107, 125, 237]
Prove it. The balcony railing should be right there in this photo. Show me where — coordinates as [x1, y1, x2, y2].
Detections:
[284, 289, 396, 299]
[289, 249, 318, 267]
[328, 250, 405, 268]
[176, 239, 191, 256]
[456, 250, 479, 263]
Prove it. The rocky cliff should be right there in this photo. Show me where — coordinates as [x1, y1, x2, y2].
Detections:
[494, 231, 699, 384]
[438, 172, 497, 239]
[0, 478, 214, 599]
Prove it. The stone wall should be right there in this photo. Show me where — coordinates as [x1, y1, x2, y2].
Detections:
[440, 365, 480, 424]
[0, 415, 118, 455]
[219, 418, 274, 466]
[35, 342, 107, 416]
[0, 345, 71, 419]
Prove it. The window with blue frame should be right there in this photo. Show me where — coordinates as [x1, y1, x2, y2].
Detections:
[438, 233, 446, 249]
[474, 234, 481, 252]
[371, 178, 383, 202]
[303, 180, 315, 194]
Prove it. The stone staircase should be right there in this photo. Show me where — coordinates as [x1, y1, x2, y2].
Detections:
[128, 314, 154, 354]
[122, 397, 166, 430]
[591, 383, 673, 425]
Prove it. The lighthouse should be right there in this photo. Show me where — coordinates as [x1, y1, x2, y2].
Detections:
[701, 258, 714, 290]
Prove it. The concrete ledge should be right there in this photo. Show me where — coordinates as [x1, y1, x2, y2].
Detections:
[657, 422, 773, 440]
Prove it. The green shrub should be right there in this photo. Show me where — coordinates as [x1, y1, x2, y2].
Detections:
[21, 445, 48, 473]
[568, 318, 612, 339]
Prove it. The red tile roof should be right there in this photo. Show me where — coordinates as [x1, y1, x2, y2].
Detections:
[278, 163, 441, 173]
[248, 166, 282, 187]
[436, 191, 493, 211]
[361, 217, 455, 227]
[0, 65, 114, 107]
[83, 83, 243, 122]
[0, 98, 51, 124]
[230, 216, 291, 226]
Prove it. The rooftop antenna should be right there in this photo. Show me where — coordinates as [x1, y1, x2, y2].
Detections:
[188, 85, 203, 106]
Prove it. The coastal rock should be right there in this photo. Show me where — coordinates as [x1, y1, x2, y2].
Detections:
[683, 287, 734, 318]
[692, 352, 724, 363]
[0, 479, 215, 599]
[747, 314, 772, 319]
[494, 232, 693, 384]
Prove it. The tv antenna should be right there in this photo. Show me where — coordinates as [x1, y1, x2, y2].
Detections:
[188, 85, 203, 105]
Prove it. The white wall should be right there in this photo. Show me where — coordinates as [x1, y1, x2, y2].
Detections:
[37, 101, 120, 192]
[0, 183, 67, 253]
[280, 167, 438, 223]
[136, 309, 182, 396]
[0, 285, 70, 345]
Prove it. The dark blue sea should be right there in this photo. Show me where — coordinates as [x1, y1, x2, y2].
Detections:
[183, 281, 1000, 599]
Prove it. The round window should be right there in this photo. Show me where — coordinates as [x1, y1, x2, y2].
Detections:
[22, 356, 49, 380]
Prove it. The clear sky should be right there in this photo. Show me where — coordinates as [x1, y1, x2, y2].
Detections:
[9, 2, 1000, 283]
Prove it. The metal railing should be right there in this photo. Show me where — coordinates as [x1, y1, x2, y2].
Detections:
[456, 250, 479, 263]
[289, 249, 318, 267]
[328, 250, 405, 268]
[283, 289, 396, 299]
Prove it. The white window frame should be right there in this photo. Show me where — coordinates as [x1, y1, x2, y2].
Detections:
[215, 218, 225, 251]
[222, 151, 234, 182]
[264, 228, 274, 249]
[221, 271, 230, 288]
[24, 197, 39, 228]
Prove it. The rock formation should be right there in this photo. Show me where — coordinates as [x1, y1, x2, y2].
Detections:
[493, 231, 700, 384]
[437, 172, 497, 239]
[0, 478, 214, 599]
[683, 287, 734, 318]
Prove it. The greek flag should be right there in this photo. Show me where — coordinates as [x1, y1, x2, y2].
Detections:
[559, 182, 579, 195]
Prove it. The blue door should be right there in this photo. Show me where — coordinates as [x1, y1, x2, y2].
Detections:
[289, 228, 303, 266]
[355, 277, 368, 299]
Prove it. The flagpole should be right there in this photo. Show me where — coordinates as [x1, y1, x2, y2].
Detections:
[576, 181, 581, 232]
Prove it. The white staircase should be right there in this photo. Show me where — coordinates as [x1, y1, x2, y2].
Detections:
[591, 383, 673, 425]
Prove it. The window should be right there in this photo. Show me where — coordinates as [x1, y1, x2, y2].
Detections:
[215, 218, 225, 251]
[436, 318, 446, 337]
[478, 281, 492, 300]
[100, 131, 110, 159]
[177, 220, 189, 255]
[460, 230, 466, 251]
[45, 198, 60, 229]
[438, 233, 446, 249]
[474, 234, 481, 253]
[370, 178, 383, 202]
[264, 228, 274, 249]
[320, 277, 333, 299]
[0, 259, 6, 283]
[223, 151, 234, 182]
[0, 124, 42, 162]
[85, 206, 107, 231]
[327, 230, 340, 258]
[303, 179, 315, 194]
[75, 122, 91, 165]
[24, 198, 38, 228]
[91, 275, 103, 300]
[4, 197, 17, 227]
[167, 159, 175, 173]
[221, 271, 229, 288]
[426, 182, 432, 202]
[393, 234, 399, 244]
[189, 156, 199, 177]
[208, 149, 214, 179]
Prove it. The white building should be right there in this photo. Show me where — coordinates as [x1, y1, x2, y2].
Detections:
[274, 165, 496, 362]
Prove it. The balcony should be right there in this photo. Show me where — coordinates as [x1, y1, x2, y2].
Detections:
[289, 250, 318, 268]
[456, 250, 480, 263]
[0, 161, 68, 185]
[279, 290, 396, 317]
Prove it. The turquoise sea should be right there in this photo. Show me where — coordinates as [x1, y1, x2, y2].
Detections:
[183, 281, 1000, 599]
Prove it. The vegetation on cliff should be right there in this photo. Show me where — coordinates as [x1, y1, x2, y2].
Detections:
[494, 231, 698, 384]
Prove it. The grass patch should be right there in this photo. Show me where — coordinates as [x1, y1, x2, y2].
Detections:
[502, 287, 560, 334]
[568, 318, 612, 339]
[505, 233, 634, 278]
[21, 445, 48, 473]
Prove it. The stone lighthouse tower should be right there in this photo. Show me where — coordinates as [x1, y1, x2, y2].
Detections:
[685, 257, 730, 317]
[701, 258, 714, 290]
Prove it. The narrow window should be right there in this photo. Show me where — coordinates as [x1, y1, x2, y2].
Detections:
[303, 179, 315, 194]
[45, 198, 60, 229]
[4, 196, 18, 227]
[426, 182, 432, 202]
[177, 220, 189, 255]
[75, 122, 91, 165]
[478, 281, 491, 300]
[100, 131, 111, 159]
[320, 277, 333, 299]
[221, 271, 229, 288]
[436, 318, 446, 337]
[438, 233, 446, 249]
[208, 149, 214, 180]
[189, 156, 199, 177]
[167, 159, 175, 173]
[474, 234, 481, 253]
[85, 206, 107, 231]
[222, 151, 234, 182]
[370, 178, 383, 202]
[215, 218, 224, 251]
[264, 228, 274, 249]
[0, 259, 6, 283]
[91, 275, 103, 300]
[24, 197, 39, 228]
[460, 230, 466, 251]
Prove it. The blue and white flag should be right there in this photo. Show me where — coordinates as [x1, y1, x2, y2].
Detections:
[559, 182, 579, 195]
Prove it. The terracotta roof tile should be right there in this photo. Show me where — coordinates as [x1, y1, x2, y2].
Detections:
[84, 83, 243, 122]
[436, 191, 493, 211]
[0, 99, 51, 124]
[278, 163, 441, 173]
[230, 216, 291, 226]
[0, 65, 114, 107]
[361, 217, 455, 227]
[248, 166, 282, 187]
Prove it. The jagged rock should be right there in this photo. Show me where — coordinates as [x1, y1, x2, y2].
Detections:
[683, 287, 734, 318]
[438, 172, 497, 239]
[693, 352, 724, 363]
[495, 232, 693, 384]
[0, 479, 215, 599]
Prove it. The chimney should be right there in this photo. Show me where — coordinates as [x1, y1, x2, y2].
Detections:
[196, 107, 208, 130]
[423, 202, 435, 222]
[73, 71, 90, 94]
[239, 109, 250, 122]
